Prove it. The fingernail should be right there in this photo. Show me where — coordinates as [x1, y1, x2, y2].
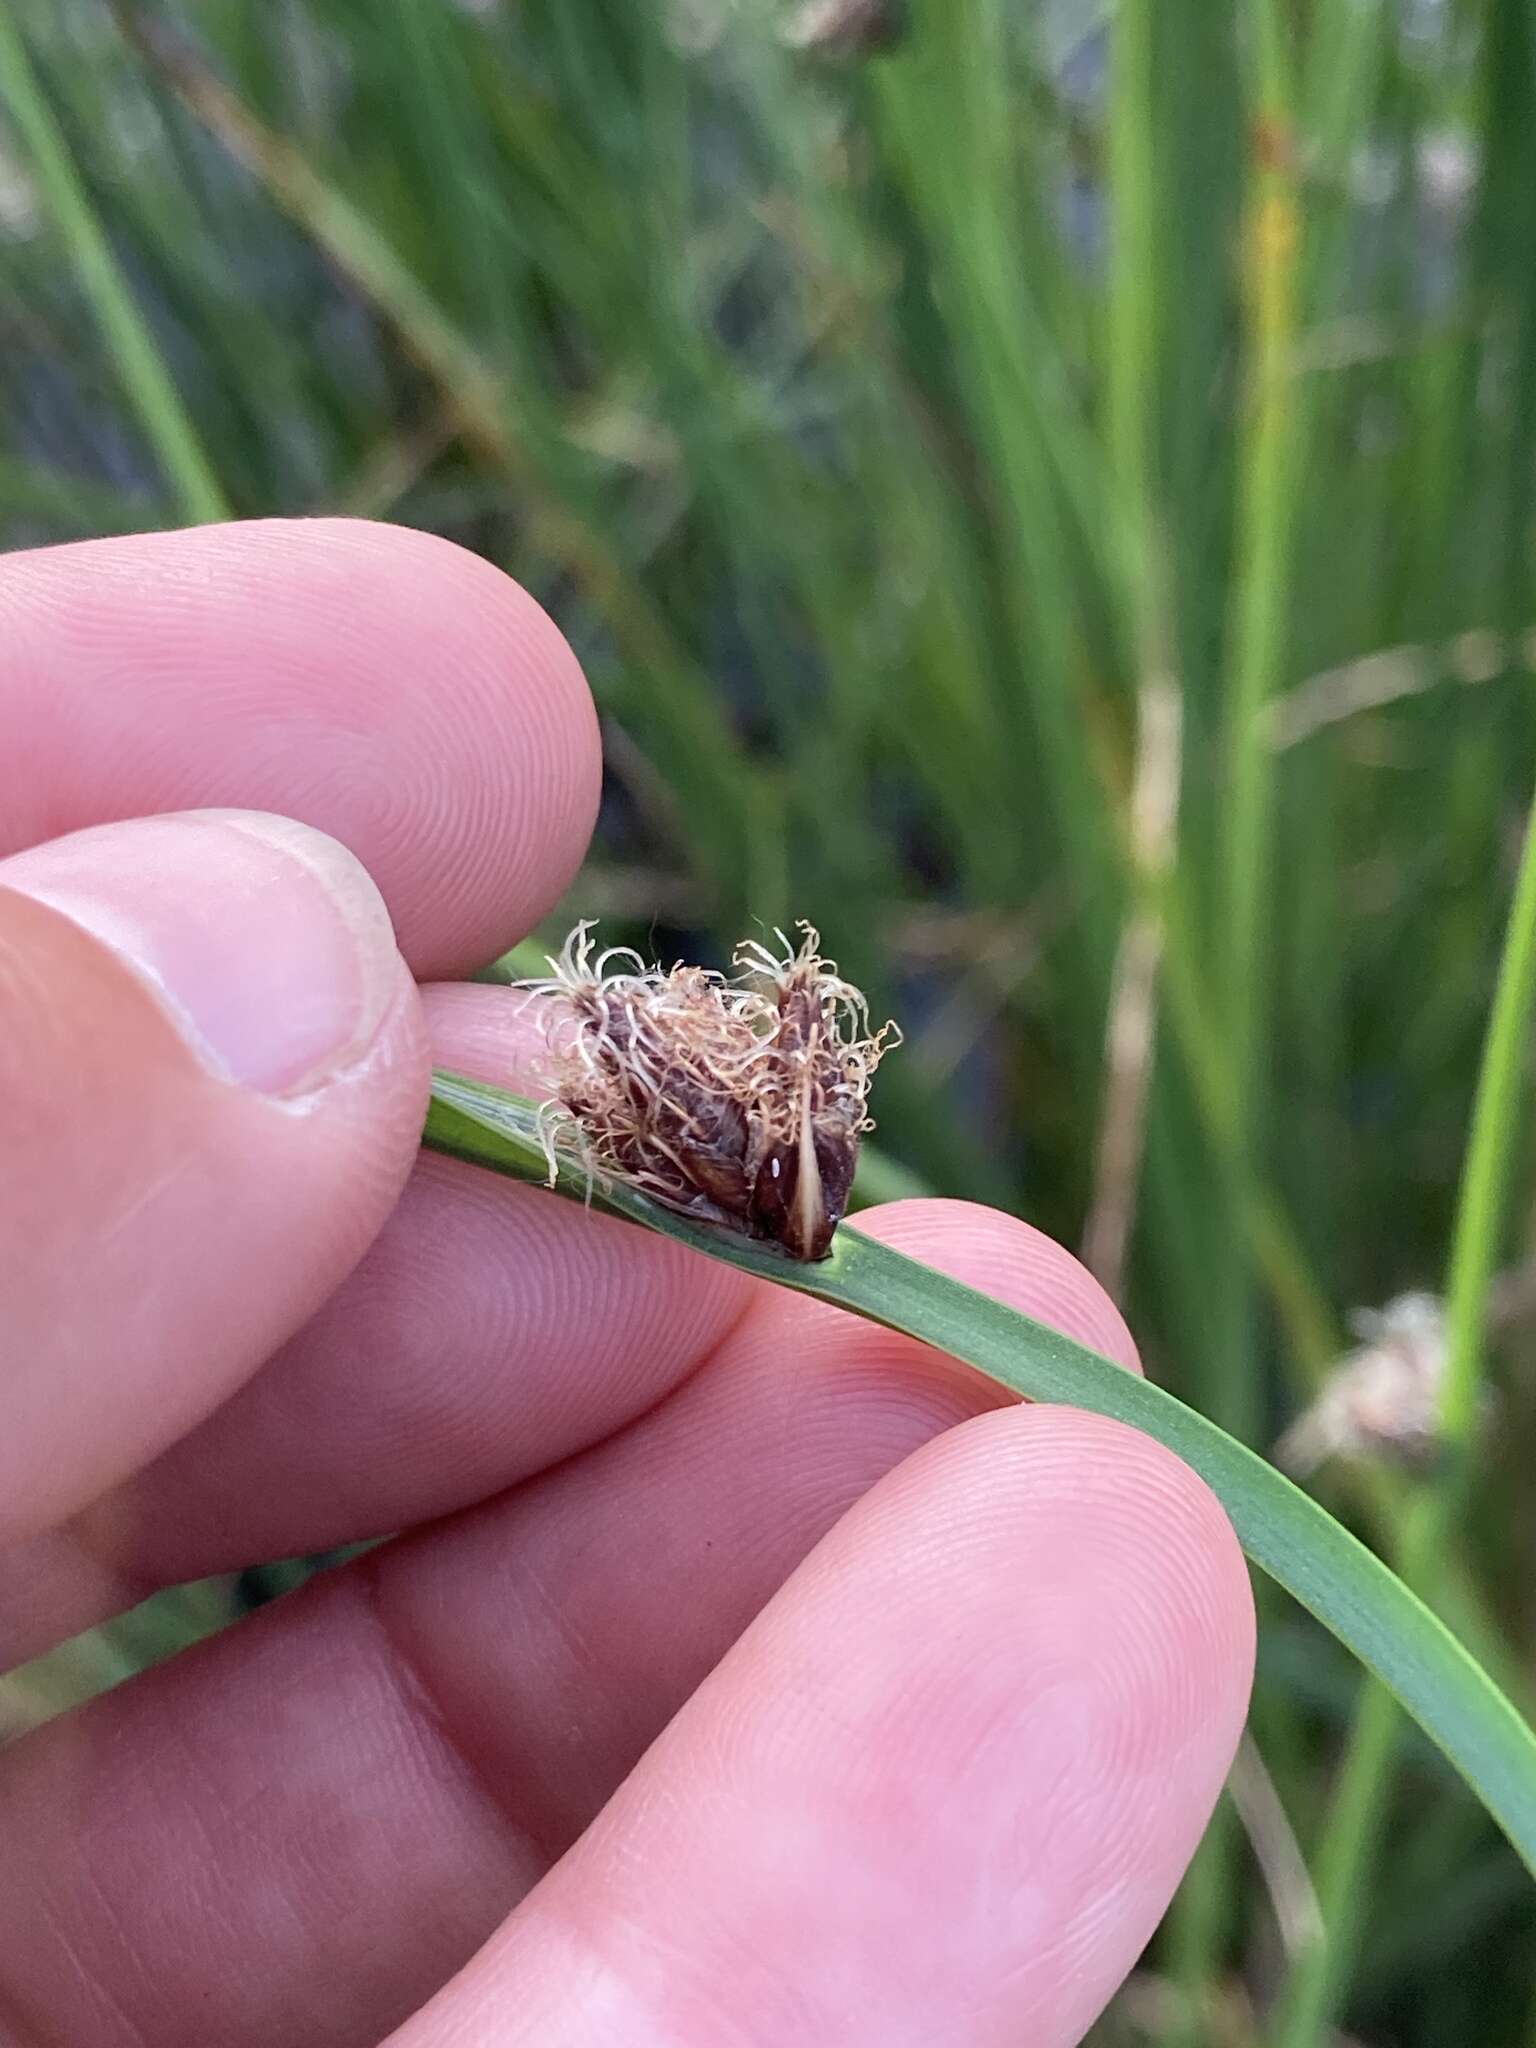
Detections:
[0, 810, 404, 1095]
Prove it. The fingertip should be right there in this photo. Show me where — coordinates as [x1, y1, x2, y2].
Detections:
[769, 1402, 1255, 2039]
[1, 807, 418, 1098]
[0, 813, 431, 1543]
[243, 518, 604, 971]
[873, 1402, 1257, 1705]
[1, 518, 603, 977]
[315, 518, 603, 902]
[450, 1383, 1254, 2048]
[847, 1196, 1144, 1372]
[419, 977, 554, 1095]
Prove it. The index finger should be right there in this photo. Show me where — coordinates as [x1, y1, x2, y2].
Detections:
[0, 518, 601, 976]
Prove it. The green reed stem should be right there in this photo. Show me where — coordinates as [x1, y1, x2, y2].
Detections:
[1219, 0, 1299, 1426]
[423, 1069, 1536, 1887]
[0, 12, 228, 523]
[1273, 782, 1536, 2044]
[1167, 3, 1301, 2002]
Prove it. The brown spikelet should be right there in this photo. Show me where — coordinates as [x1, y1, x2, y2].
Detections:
[516, 922, 900, 1260]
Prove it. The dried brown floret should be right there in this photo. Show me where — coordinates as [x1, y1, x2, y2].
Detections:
[517, 922, 900, 1260]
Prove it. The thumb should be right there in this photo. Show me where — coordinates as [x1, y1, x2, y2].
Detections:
[0, 809, 428, 1549]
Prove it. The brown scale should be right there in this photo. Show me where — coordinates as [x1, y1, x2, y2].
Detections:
[743, 957, 861, 1260]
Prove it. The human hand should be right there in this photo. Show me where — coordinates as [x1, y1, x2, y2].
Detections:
[0, 521, 1253, 2047]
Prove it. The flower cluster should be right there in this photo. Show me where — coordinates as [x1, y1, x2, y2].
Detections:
[517, 922, 899, 1261]
[1274, 1292, 1449, 1476]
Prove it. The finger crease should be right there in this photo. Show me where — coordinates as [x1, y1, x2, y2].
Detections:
[351, 1551, 548, 1873]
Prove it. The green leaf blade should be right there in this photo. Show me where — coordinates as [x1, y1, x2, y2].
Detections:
[423, 1069, 1536, 1880]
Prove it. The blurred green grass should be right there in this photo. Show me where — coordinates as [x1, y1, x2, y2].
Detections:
[3, 0, 1535, 2040]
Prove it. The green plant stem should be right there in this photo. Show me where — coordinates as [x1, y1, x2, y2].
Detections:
[1220, 0, 1299, 1433]
[1186, 42, 1301, 1996]
[0, 13, 227, 523]
[1273, 783, 1536, 2044]
[422, 1070, 1536, 1882]
[1168, 9, 1298, 2006]
[1104, 0, 1234, 2008]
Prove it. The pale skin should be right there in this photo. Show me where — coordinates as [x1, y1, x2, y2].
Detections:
[0, 520, 1255, 2047]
